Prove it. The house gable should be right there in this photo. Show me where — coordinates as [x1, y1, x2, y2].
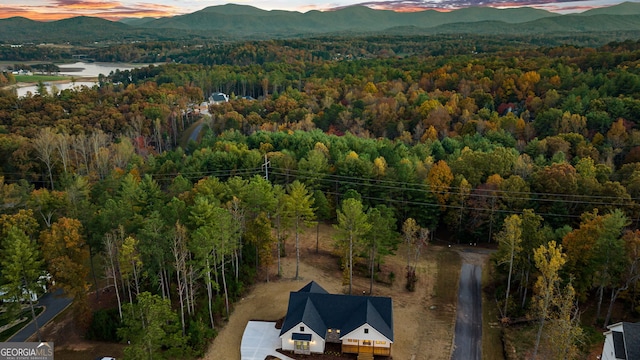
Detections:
[280, 294, 327, 338]
[341, 323, 392, 345]
[280, 321, 325, 354]
[279, 281, 393, 355]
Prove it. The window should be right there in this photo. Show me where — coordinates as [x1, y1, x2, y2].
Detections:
[336, 329, 340, 334]
[364, 328, 369, 334]
[328, 329, 332, 333]
[300, 326, 305, 332]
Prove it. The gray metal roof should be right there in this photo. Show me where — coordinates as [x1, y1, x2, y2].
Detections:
[279, 282, 393, 341]
[623, 322, 640, 360]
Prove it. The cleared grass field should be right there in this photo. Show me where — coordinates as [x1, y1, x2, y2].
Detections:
[14, 75, 71, 83]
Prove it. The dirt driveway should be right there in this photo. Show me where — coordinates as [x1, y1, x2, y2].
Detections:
[203, 224, 459, 360]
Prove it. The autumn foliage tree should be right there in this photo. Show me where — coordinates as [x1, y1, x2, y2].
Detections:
[39, 217, 91, 327]
[531, 241, 582, 360]
[427, 160, 454, 210]
[494, 214, 522, 319]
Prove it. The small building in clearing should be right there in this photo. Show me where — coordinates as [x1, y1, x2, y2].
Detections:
[279, 281, 393, 357]
[208, 92, 229, 104]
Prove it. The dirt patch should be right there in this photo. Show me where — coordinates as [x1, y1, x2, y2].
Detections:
[457, 247, 494, 266]
[204, 223, 458, 360]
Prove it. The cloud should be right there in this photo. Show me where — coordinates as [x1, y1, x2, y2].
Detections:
[52, 0, 121, 10]
[0, 0, 624, 21]
[0, 0, 186, 20]
[330, 0, 609, 11]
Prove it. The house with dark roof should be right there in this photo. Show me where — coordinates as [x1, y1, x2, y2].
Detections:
[279, 281, 393, 356]
[208, 92, 229, 104]
[602, 322, 640, 360]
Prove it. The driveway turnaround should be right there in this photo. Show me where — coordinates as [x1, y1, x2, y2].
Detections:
[8, 289, 73, 342]
[451, 263, 482, 360]
[241, 321, 294, 360]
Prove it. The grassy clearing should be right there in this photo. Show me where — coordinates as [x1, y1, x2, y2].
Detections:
[14, 75, 71, 83]
[482, 259, 505, 360]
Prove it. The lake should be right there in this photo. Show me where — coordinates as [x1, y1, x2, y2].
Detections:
[14, 62, 150, 97]
[16, 81, 98, 98]
[57, 62, 141, 77]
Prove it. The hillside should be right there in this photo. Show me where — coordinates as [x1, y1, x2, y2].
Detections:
[137, 4, 558, 35]
[423, 14, 640, 35]
[1, 3, 640, 43]
[0, 16, 215, 44]
[578, 1, 640, 15]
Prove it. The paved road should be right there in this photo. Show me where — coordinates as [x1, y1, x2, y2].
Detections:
[8, 289, 73, 342]
[451, 263, 482, 360]
[188, 122, 204, 143]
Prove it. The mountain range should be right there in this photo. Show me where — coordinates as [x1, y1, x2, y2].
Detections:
[2, 2, 640, 43]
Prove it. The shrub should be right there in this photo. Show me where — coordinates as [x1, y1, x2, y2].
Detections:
[85, 308, 121, 342]
[187, 317, 216, 357]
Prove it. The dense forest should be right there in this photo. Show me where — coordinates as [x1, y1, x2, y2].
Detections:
[2, 34, 640, 358]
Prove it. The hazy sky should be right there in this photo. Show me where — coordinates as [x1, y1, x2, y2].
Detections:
[0, 0, 636, 21]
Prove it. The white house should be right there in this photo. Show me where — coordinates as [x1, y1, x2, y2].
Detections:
[0, 274, 51, 303]
[602, 322, 640, 360]
[279, 281, 393, 356]
[208, 92, 229, 104]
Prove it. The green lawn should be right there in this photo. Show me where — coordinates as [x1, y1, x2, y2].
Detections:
[0, 306, 44, 341]
[14, 75, 71, 83]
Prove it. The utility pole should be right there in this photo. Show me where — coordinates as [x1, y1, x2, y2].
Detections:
[262, 154, 270, 181]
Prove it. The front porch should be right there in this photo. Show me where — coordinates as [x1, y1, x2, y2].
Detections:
[342, 340, 391, 356]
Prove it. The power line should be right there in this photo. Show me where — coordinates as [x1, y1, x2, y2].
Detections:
[3, 162, 638, 220]
[268, 167, 640, 211]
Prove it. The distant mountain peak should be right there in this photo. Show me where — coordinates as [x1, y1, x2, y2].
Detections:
[198, 3, 271, 15]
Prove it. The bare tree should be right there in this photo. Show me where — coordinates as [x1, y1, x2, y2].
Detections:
[32, 127, 57, 189]
[104, 231, 123, 320]
[172, 222, 188, 335]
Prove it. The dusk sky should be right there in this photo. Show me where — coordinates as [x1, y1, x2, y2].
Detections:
[0, 0, 637, 21]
